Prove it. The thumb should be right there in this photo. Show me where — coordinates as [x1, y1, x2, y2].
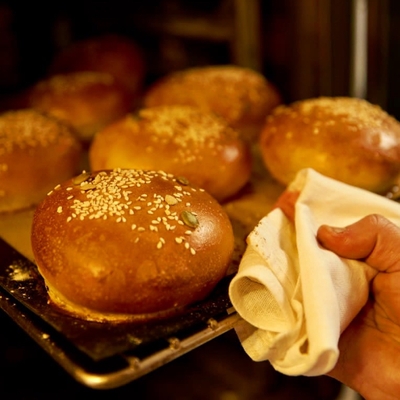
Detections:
[317, 214, 400, 274]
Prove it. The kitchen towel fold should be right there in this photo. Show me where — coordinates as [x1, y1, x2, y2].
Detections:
[229, 168, 400, 376]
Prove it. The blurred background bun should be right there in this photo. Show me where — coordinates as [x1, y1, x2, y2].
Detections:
[0, 109, 82, 213]
[259, 97, 400, 193]
[28, 71, 133, 143]
[89, 105, 252, 202]
[48, 33, 145, 104]
[143, 65, 281, 142]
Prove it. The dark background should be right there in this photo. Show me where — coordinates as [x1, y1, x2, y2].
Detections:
[0, 0, 399, 117]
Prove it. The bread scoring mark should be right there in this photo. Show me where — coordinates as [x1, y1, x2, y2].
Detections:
[51, 168, 200, 255]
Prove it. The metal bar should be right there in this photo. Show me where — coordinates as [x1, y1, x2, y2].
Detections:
[350, 0, 369, 98]
[233, 0, 262, 71]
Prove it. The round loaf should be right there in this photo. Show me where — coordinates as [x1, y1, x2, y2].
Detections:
[31, 168, 235, 322]
[0, 109, 82, 213]
[143, 65, 281, 141]
[259, 97, 400, 193]
[48, 34, 145, 100]
[89, 105, 252, 202]
[28, 71, 133, 142]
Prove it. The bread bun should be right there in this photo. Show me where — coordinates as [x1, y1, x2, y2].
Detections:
[31, 168, 235, 322]
[259, 97, 400, 193]
[48, 34, 145, 101]
[143, 65, 281, 142]
[28, 71, 133, 142]
[89, 105, 252, 202]
[0, 109, 82, 213]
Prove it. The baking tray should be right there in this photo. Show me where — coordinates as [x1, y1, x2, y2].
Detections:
[0, 156, 285, 389]
[0, 236, 242, 389]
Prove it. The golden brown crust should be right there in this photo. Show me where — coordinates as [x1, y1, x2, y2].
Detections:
[89, 105, 252, 202]
[0, 109, 82, 213]
[259, 97, 400, 193]
[31, 169, 234, 322]
[48, 34, 145, 99]
[28, 71, 133, 142]
[143, 65, 281, 141]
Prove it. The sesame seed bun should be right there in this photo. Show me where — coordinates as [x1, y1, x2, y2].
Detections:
[31, 169, 235, 322]
[28, 71, 134, 142]
[143, 65, 282, 142]
[89, 105, 252, 202]
[259, 97, 400, 193]
[0, 109, 82, 213]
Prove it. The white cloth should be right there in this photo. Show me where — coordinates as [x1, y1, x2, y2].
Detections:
[229, 168, 400, 376]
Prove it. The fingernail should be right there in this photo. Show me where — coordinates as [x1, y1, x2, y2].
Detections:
[324, 225, 346, 234]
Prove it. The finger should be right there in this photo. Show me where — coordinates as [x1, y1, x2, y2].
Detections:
[317, 214, 400, 273]
[273, 190, 299, 222]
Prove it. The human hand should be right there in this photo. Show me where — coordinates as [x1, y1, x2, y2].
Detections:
[317, 215, 400, 400]
[274, 190, 400, 399]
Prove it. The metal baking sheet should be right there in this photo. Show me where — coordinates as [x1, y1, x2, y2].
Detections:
[0, 236, 243, 388]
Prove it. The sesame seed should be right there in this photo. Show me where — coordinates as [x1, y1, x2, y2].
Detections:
[58, 169, 202, 256]
[0, 110, 79, 157]
[144, 65, 276, 126]
[165, 194, 178, 205]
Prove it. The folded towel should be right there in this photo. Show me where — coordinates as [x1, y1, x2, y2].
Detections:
[229, 168, 400, 376]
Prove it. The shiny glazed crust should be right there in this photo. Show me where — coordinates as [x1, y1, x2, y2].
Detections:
[143, 65, 281, 141]
[0, 109, 82, 213]
[259, 97, 400, 193]
[28, 71, 133, 142]
[89, 105, 252, 202]
[31, 169, 235, 322]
